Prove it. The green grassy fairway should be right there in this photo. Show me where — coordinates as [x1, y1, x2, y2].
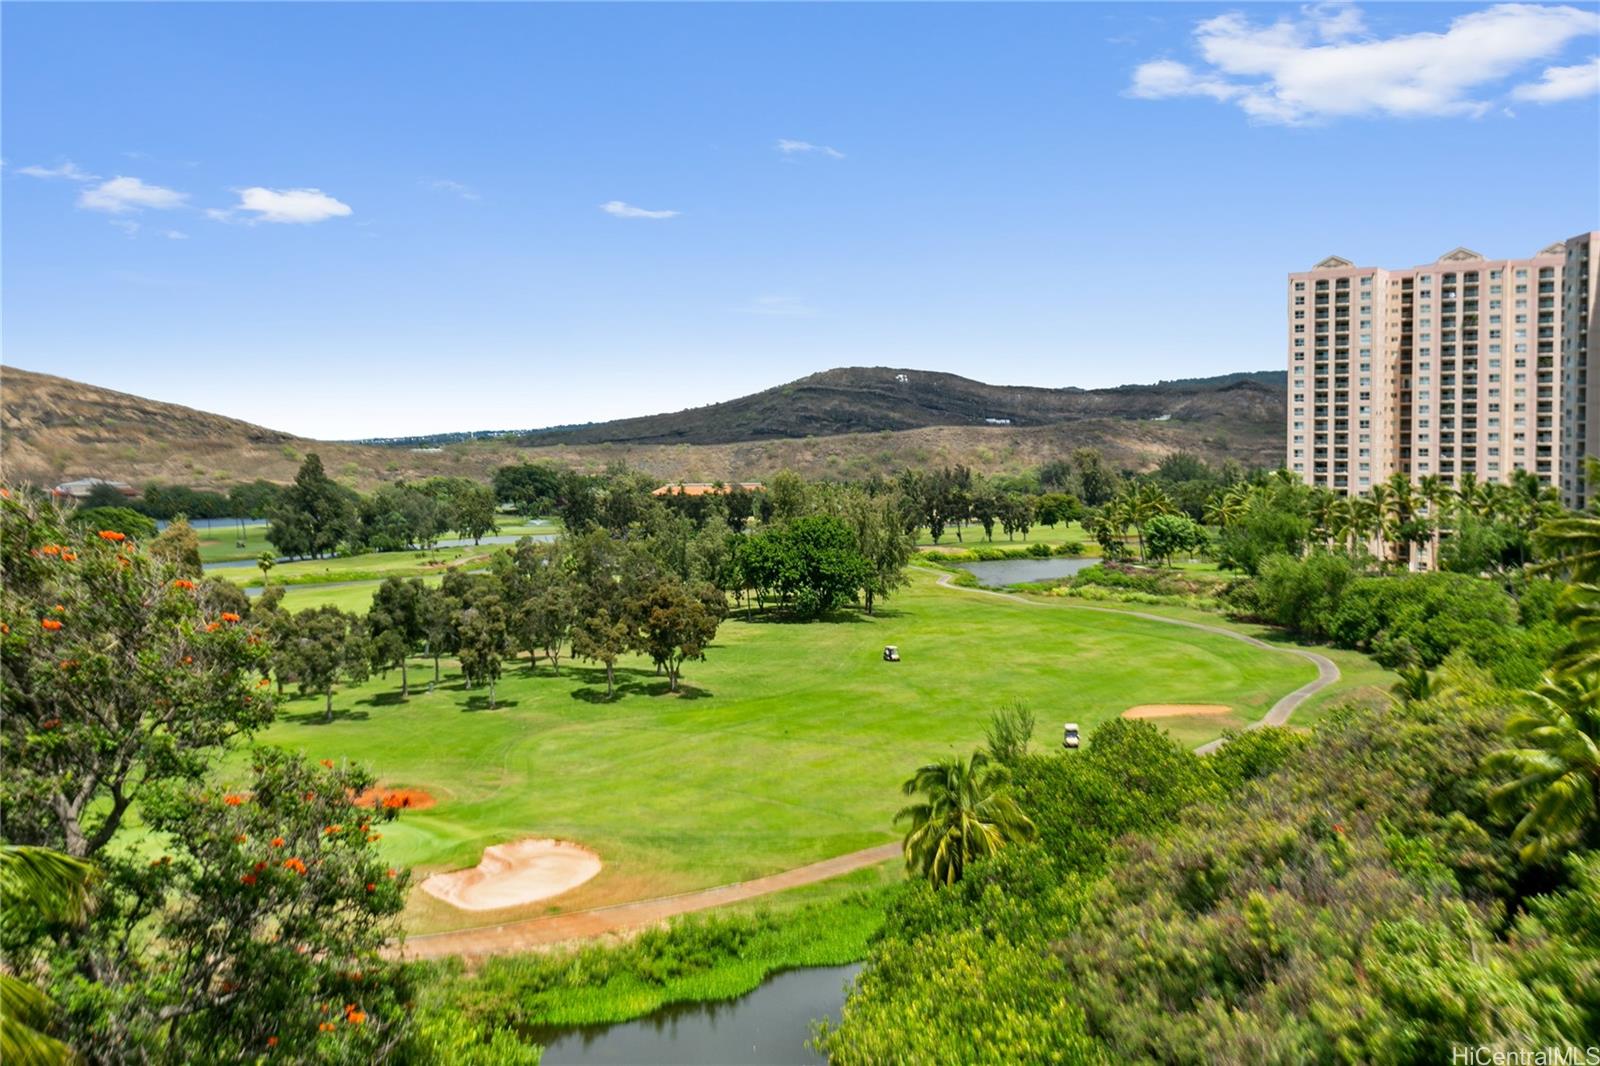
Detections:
[248, 567, 1315, 933]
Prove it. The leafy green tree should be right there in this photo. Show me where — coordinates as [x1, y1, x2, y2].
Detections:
[1073, 448, 1118, 506]
[766, 470, 810, 523]
[69, 506, 156, 541]
[418, 581, 462, 690]
[367, 577, 424, 697]
[1486, 671, 1600, 860]
[226, 479, 282, 519]
[256, 550, 276, 586]
[627, 576, 725, 692]
[569, 531, 649, 698]
[268, 453, 354, 559]
[1, 845, 93, 1066]
[498, 539, 576, 674]
[286, 605, 370, 721]
[895, 750, 1035, 886]
[451, 484, 499, 545]
[41, 752, 411, 1062]
[984, 701, 1036, 766]
[776, 515, 872, 619]
[840, 491, 913, 615]
[149, 515, 203, 577]
[492, 462, 563, 516]
[456, 583, 512, 707]
[0, 491, 272, 857]
[1142, 512, 1202, 567]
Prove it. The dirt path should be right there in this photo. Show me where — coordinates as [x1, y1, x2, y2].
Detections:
[399, 576, 1338, 960]
[931, 571, 1340, 754]
[400, 843, 903, 962]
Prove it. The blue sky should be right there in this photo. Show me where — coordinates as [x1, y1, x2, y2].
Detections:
[4, 2, 1597, 439]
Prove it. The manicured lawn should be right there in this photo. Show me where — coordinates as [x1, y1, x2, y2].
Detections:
[243, 568, 1317, 933]
[913, 520, 1092, 550]
[223, 545, 498, 588]
[196, 521, 274, 564]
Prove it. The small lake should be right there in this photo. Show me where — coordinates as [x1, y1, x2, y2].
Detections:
[957, 556, 1099, 587]
[536, 963, 860, 1065]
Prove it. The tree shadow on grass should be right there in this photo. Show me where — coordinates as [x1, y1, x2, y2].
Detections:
[279, 707, 372, 726]
[564, 665, 714, 704]
[354, 691, 409, 709]
[735, 606, 895, 625]
[460, 695, 521, 713]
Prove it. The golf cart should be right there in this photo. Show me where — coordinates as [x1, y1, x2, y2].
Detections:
[883, 645, 901, 663]
[1062, 723, 1081, 750]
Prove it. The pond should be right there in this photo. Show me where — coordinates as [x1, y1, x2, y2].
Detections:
[956, 556, 1099, 587]
[535, 963, 860, 1065]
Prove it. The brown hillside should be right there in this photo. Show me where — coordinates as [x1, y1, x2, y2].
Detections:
[0, 366, 1284, 492]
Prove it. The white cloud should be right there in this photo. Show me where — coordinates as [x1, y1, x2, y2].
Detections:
[110, 219, 140, 238]
[214, 186, 353, 224]
[78, 176, 188, 213]
[599, 200, 679, 220]
[1129, 3, 1600, 123]
[18, 161, 99, 182]
[422, 178, 480, 200]
[1512, 55, 1600, 101]
[164, 230, 189, 240]
[776, 138, 845, 159]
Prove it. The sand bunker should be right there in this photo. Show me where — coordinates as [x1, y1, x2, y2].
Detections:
[353, 787, 437, 812]
[1123, 704, 1235, 719]
[419, 839, 602, 911]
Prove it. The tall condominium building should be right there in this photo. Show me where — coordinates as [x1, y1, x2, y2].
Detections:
[1287, 232, 1597, 509]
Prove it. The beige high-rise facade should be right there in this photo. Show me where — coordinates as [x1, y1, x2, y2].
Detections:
[1288, 232, 1598, 509]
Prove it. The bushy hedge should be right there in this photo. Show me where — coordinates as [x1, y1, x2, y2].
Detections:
[826, 668, 1599, 1062]
[1229, 552, 1565, 686]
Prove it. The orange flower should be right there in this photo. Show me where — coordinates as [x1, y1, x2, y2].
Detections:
[365, 882, 376, 893]
[323, 825, 342, 836]
[346, 1011, 366, 1026]
[40, 718, 61, 730]
[41, 545, 61, 556]
[183, 656, 193, 665]
[58, 659, 78, 670]
[366, 833, 381, 842]
[172, 579, 196, 590]
[271, 836, 286, 848]
[266, 1037, 278, 1048]
[40, 619, 63, 631]
[385, 868, 397, 879]
[303, 791, 316, 802]
[282, 857, 308, 875]
[61, 552, 77, 562]
[221, 612, 241, 623]
[319, 759, 334, 768]
[1, 623, 9, 634]
[318, 1022, 336, 1033]
[234, 834, 248, 844]
[52, 605, 65, 614]
[206, 623, 220, 633]
[254, 861, 268, 872]
[258, 678, 271, 687]
[223, 794, 245, 806]
[97, 530, 126, 542]
[240, 873, 257, 886]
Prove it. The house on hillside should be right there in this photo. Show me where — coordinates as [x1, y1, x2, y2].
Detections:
[651, 482, 764, 497]
[51, 478, 137, 500]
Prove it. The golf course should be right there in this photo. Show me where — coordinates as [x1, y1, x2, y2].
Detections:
[246, 565, 1320, 934]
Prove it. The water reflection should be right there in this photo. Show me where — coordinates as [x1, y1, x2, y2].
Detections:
[535, 963, 860, 1065]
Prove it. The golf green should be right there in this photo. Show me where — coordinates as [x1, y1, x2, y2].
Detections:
[250, 568, 1315, 932]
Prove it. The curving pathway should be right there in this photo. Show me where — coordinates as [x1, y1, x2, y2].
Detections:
[930, 571, 1340, 755]
[397, 574, 1338, 960]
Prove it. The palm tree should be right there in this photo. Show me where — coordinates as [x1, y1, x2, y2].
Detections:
[1485, 672, 1600, 861]
[1367, 483, 1391, 565]
[895, 750, 1035, 886]
[1383, 472, 1419, 569]
[1, 845, 94, 1066]
[1536, 506, 1600, 677]
[1418, 474, 1451, 568]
